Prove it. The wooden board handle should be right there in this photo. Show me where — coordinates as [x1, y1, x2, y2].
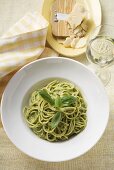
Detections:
[51, 0, 76, 37]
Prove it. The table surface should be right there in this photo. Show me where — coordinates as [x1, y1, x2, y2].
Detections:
[0, 0, 114, 170]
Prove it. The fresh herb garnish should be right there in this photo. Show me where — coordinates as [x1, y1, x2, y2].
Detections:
[51, 112, 61, 129]
[39, 89, 76, 108]
[61, 95, 76, 106]
[55, 96, 62, 108]
[39, 90, 76, 129]
[39, 89, 55, 105]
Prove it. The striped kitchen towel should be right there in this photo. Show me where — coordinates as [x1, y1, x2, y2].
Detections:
[0, 12, 48, 77]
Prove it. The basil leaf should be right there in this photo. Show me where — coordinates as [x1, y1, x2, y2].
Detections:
[55, 96, 62, 108]
[51, 112, 61, 129]
[61, 95, 76, 106]
[39, 89, 54, 105]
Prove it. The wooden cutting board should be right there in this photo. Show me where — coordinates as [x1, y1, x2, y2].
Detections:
[51, 0, 76, 37]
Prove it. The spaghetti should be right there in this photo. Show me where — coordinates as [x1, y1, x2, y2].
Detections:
[23, 80, 87, 142]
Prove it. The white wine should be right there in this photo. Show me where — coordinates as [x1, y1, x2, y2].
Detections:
[86, 25, 114, 86]
[87, 36, 114, 67]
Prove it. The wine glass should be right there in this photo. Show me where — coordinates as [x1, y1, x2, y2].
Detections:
[86, 25, 114, 86]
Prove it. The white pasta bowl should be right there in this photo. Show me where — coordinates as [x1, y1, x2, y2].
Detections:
[1, 57, 109, 162]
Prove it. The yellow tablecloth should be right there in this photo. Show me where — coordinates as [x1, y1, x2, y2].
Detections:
[0, 0, 114, 170]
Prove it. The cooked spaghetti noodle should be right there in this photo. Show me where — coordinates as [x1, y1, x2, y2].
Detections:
[23, 80, 87, 142]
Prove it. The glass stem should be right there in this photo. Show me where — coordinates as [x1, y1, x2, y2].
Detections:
[96, 66, 111, 86]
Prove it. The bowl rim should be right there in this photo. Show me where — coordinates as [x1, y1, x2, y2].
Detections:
[1, 57, 109, 162]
